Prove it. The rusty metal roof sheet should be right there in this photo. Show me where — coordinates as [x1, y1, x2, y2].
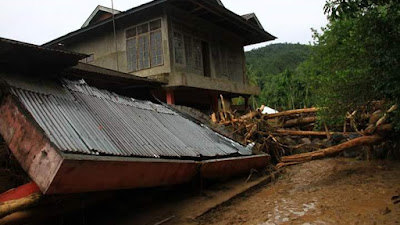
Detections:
[6, 77, 250, 158]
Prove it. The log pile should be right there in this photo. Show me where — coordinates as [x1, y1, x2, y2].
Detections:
[211, 103, 397, 167]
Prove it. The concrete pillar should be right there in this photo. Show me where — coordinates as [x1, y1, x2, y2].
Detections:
[166, 89, 175, 105]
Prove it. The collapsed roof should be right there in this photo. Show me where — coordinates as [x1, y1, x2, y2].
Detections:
[0, 37, 269, 194]
[3, 75, 250, 159]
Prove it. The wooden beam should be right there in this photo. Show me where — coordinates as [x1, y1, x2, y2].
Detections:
[274, 130, 336, 137]
[263, 108, 319, 119]
[277, 135, 383, 168]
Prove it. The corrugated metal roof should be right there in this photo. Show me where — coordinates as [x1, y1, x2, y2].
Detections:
[6, 77, 250, 158]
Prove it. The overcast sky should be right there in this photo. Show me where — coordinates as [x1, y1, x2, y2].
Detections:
[0, 0, 328, 50]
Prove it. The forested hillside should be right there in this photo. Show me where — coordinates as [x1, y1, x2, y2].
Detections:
[245, 43, 313, 110]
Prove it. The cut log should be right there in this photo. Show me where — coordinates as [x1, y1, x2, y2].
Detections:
[211, 113, 217, 123]
[220, 95, 227, 119]
[276, 134, 383, 168]
[244, 123, 257, 144]
[364, 105, 397, 134]
[221, 119, 245, 125]
[240, 105, 265, 120]
[274, 130, 337, 137]
[283, 117, 316, 128]
[263, 107, 319, 119]
[0, 193, 42, 218]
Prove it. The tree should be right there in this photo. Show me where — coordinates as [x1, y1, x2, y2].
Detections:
[310, 0, 400, 128]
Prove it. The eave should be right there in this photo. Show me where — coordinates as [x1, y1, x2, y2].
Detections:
[43, 0, 276, 48]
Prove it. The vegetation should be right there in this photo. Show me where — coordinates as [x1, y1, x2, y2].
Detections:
[311, 0, 400, 127]
[246, 0, 400, 130]
[245, 43, 313, 110]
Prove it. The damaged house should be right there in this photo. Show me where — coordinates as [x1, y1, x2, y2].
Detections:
[0, 37, 269, 195]
[44, 0, 276, 111]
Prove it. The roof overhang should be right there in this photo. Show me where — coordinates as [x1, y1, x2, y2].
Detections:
[168, 0, 275, 45]
[65, 62, 165, 90]
[0, 37, 87, 72]
[43, 0, 276, 48]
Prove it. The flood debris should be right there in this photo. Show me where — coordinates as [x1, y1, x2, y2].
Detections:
[211, 102, 397, 168]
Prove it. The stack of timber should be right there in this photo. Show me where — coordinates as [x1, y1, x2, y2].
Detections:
[211, 101, 397, 168]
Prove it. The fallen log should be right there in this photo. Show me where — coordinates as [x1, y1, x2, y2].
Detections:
[263, 107, 318, 119]
[276, 134, 383, 168]
[244, 123, 258, 144]
[364, 105, 397, 135]
[240, 105, 265, 120]
[283, 117, 316, 128]
[0, 182, 42, 218]
[274, 130, 336, 137]
[0, 193, 42, 218]
[221, 118, 245, 125]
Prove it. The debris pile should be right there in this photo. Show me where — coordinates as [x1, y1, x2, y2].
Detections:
[211, 102, 397, 168]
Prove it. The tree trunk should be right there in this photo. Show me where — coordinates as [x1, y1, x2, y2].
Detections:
[0, 193, 42, 218]
[283, 117, 316, 128]
[274, 129, 338, 137]
[263, 107, 318, 119]
[276, 135, 383, 168]
[240, 105, 265, 120]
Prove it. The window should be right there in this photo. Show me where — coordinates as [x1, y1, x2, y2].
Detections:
[126, 39, 137, 71]
[150, 20, 161, 31]
[125, 19, 163, 72]
[172, 23, 206, 71]
[174, 32, 184, 65]
[219, 45, 229, 76]
[150, 30, 163, 66]
[193, 39, 203, 70]
[138, 35, 150, 70]
[184, 35, 192, 66]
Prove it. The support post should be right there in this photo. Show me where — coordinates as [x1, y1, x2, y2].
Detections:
[244, 96, 249, 111]
[166, 89, 175, 105]
[211, 93, 219, 113]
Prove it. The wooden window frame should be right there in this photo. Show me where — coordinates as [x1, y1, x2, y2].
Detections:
[125, 18, 164, 73]
[173, 31, 185, 66]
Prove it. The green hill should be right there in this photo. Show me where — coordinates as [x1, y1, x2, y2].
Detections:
[245, 43, 313, 110]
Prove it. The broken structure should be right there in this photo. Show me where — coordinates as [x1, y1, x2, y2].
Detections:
[43, 0, 276, 111]
[0, 37, 269, 195]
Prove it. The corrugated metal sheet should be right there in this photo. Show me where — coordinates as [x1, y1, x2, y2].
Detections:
[6, 78, 251, 158]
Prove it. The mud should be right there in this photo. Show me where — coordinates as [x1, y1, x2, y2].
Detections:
[193, 158, 400, 225]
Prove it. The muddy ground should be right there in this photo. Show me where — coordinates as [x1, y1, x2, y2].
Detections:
[27, 157, 400, 225]
[190, 158, 400, 225]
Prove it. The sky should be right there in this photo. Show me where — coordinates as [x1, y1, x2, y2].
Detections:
[0, 0, 328, 50]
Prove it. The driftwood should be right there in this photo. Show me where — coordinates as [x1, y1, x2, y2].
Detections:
[283, 117, 316, 128]
[264, 107, 319, 119]
[274, 130, 337, 137]
[364, 105, 398, 135]
[211, 103, 395, 169]
[211, 113, 217, 123]
[240, 105, 265, 120]
[276, 134, 383, 168]
[0, 193, 42, 218]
